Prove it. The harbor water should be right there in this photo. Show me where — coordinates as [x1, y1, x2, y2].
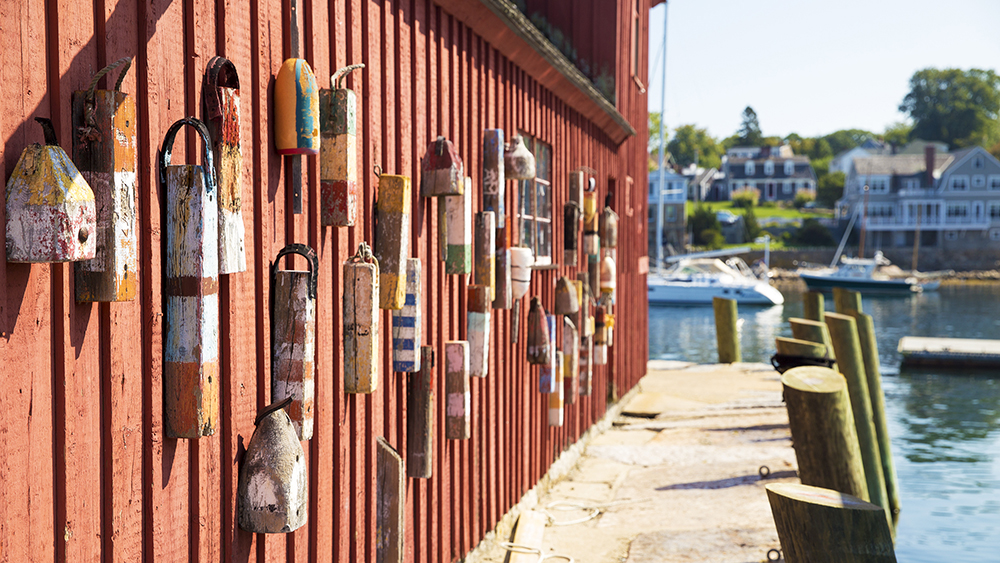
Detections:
[648, 282, 1000, 563]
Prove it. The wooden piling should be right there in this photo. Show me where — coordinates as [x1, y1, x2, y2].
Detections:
[780, 366, 868, 500]
[789, 317, 837, 367]
[803, 291, 825, 322]
[775, 337, 831, 370]
[766, 483, 897, 563]
[851, 312, 901, 518]
[825, 313, 890, 520]
[713, 297, 741, 364]
[833, 287, 862, 315]
[406, 347, 435, 479]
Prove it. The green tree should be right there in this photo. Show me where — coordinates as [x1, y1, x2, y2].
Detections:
[899, 68, 1000, 148]
[812, 156, 832, 178]
[789, 219, 836, 247]
[648, 112, 666, 158]
[666, 124, 722, 170]
[816, 171, 845, 207]
[743, 207, 761, 240]
[736, 106, 763, 146]
[883, 121, 913, 147]
[821, 129, 876, 154]
[688, 204, 720, 246]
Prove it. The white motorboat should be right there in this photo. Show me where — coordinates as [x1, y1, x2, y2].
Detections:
[648, 256, 785, 305]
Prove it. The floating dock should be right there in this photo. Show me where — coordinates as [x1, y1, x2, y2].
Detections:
[898, 337, 1000, 368]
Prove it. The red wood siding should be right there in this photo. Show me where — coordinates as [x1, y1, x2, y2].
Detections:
[0, 1, 649, 561]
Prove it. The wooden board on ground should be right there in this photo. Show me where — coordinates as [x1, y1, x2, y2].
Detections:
[505, 509, 548, 563]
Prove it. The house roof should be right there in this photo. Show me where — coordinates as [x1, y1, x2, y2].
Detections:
[852, 154, 953, 176]
[728, 157, 816, 181]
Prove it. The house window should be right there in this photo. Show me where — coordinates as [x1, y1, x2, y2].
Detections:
[903, 178, 920, 190]
[974, 155, 985, 169]
[869, 178, 888, 193]
[764, 161, 774, 175]
[745, 161, 755, 175]
[517, 134, 552, 265]
[989, 201, 1000, 220]
[973, 175, 986, 188]
[868, 204, 894, 217]
[950, 176, 969, 190]
[784, 161, 794, 175]
[782, 183, 792, 195]
[989, 175, 1000, 190]
[946, 203, 969, 218]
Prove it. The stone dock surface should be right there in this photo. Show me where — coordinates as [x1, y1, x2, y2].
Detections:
[469, 361, 799, 563]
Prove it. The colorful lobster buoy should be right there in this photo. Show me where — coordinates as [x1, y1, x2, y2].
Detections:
[474, 211, 496, 301]
[594, 306, 608, 365]
[374, 170, 412, 309]
[6, 118, 96, 263]
[392, 258, 421, 372]
[569, 170, 585, 212]
[600, 255, 617, 304]
[344, 243, 380, 393]
[445, 341, 471, 440]
[509, 247, 534, 343]
[579, 335, 594, 396]
[563, 201, 580, 266]
[563, 317, 579, 403]
[468, 284, 491, 378]
[73, 57, 137, 300]
[204, 56, 246, 274]
[539, 314, 558, 393]
[238, 398, 307, 533]
[443, 177, 472, 274]
[504, 134, 536, 180]
[577, 272, 593, 338]
[160, 117, 219, 438]
[407, 347, 435, 479]
[493, 238, 512, 309]
[599, 204, 619, 250]
[554, 276, 579, 316]
[526, 297, 550, 365]
[275, 58, 320, 155]
[548, 352, 564, 426]
[270, 243, 318, 441]
[482, 129, 505, 222]
[320, 64, 364, 226]
[421, 136, 464, 197]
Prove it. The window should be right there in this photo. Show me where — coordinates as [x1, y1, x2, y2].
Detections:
[784, 161, 794, 175]
[974, 155, 985, 169]
[989, 201, 1000, 220]
[764, 161, 774, 175]
[517, 134, 552, 265]
[989, 175, 1000, 190]
[745, 161, 755, 175]
[903, 178, 920, 190]
[973, 175, 986, 188]
[950, 176, 969, 190]
[782, 183, 793, 195]
[946, 203, 969, 218]
[867, 203, 895, 217]
[869, 178, 888, 193]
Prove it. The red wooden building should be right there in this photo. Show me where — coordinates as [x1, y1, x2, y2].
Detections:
[0, 0, 651, 561]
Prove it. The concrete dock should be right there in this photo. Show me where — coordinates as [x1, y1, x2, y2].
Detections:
[468, 361, 799, 563]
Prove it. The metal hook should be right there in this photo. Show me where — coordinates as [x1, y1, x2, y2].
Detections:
[332, 63, 365, 89]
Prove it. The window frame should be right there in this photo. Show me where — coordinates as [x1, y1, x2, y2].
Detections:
[517, 133, 553, 266]
[763, 160, 774, 175]
[744, 161, 755, 176]
[783, 160, 794, 175]
[869, 178, 889, 194]
[950, 175, 970, 191]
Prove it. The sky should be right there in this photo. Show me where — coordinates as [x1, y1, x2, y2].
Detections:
[647, 0, 1000, 142]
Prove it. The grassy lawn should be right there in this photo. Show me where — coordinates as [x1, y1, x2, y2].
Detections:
[686, 200, 834, 220]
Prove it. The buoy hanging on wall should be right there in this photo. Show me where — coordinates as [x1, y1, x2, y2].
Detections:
[599, 205, 619, 250]
[204, 56, 246, 274]
[407, 346, 435, 479]
[582, 179, 599, 257]
[392, 258, 421, 373]
[445, 341, 471, 440]
[474, 211, 496, 301]
[443, 177, 472, 274]
[563, 317, 579, 403]
[594, 306, 608, 365]
[600, 255, 617, 304]
[374, 170, 412, 309]
[563, 201, 580, 266]
[159, 117, 219, 438]
[504, 134, 536, 180]
[468, 284, 491, 378]
[376, 436, 405, 563]
[270, 243, 318, 441]
[493, 220, 512, 310]
[344, 243, 380, 393]
[482, 129, 505, 222]
[421, 136, 464, 197]
[509, 247, 534, 344]
[554, 276, 579, 316]
[6, 118, 96, 263]
[275, 58, 320, 155]
[579, 335, 594, 396]
[526, 297, 550, 365]
[320, 64, 364, 226]
[539, 314, 558, 393]
[237, 397, 308, 534]
[72, 57, 137, 300]
[577, 272, 593, 338]
[548, 352, 564, 427]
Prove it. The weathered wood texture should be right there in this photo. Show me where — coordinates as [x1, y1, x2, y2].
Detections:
[392, 258, 422, 372]
[712, 297, 740, 364]
[0, 0, 651, 561]
[445, 340, 471, 440]
[407, 347, 435, 479]
[376, 437, 404, 563]
[803, 291, 825, 322]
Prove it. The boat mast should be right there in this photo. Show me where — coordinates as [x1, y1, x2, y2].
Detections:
[655, 0, 668, 272]
[911, 204, 921, 273]
[857, 184, 869, 258]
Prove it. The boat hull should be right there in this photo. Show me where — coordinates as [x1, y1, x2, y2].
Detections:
[647, 280, 784, 306]
[799, 273, 919, 294]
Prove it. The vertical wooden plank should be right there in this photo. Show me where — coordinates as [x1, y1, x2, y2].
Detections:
[445, 341, 470, 440]
[407, 346, 435, 479]
[376, 437, 405, 563]
[467, 285, 490, 378]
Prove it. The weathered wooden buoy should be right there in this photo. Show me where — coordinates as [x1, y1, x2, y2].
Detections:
[421, 136, 464, 197]
[376, 436, 405, 563]
[582, 184, 599, 257]
[468, 284, 491, 378]
[6, 118, 96, 263]
[493, 224, 512, 310]
[526, 297, 550, 365]
[594, 307, 608, 366]
[407, 347, 435, 479]
[392, 258, 421, 373]
[576, 272, 593, 338]
[344, 243, 380, 393]
[159, 117, 219, 438]
[563, 317, 579, 403]
[599, 205, 619, 250]
[270, 243, 318, 441]
[275, 58, 319, 155]
[588, 254, 600, 305]
[73, 57, 138, 300]
[548, 352, 565, 426]
[474, 211, 496, 301]
[510, 247, 534, 300]
[374, 171, 412, 309]
[441, 177, 472, 273]
[482, 129, 505, 222]
[204, 56, 246, 274]
[445, 341, 471, 440]
[238, 398, 308, 534]
[600, 255, 616, 303]
[606, 312, 616, 348]
[554, 276, 579, 315]
[579, 335, 594, 396]
[504, 133, 536, 180]
[320, 63, 364, 226]
[563, 201, 581, 265]
[539, 314, 558, 393]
